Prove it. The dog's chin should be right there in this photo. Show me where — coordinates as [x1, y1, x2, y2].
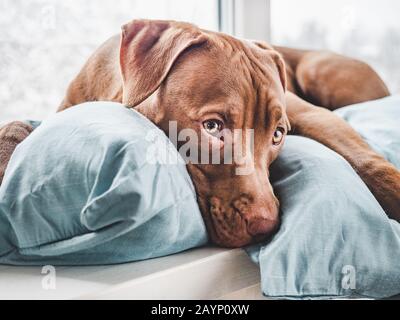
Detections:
[210, 225, 273, 248]
[212, 234, 265, 248]
[195, 196, 274, 248]
[206, 208, 266, 248]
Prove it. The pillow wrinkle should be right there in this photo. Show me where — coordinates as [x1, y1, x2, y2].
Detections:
[0, 102, 207, 265]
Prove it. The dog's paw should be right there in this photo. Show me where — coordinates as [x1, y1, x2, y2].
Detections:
[360, 158, 400, 221]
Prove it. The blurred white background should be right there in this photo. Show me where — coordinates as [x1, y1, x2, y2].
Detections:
[0, 0, 218, 122]
[0, 0, 399, 123]
[271, 0, 400, 96]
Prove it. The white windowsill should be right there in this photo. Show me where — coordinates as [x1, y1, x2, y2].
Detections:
[0, 247, 266, 300]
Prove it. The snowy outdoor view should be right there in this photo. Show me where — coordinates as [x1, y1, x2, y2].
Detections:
[0, 0, 399, 123]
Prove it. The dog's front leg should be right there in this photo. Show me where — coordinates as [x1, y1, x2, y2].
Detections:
[285, 91, 400, 221]
[0, 121, 33, 184]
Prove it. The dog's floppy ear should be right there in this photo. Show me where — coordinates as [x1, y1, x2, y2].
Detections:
[120, 19, 208, 107]
[270, 51, 287, 92]
[253, 41, 287, 92]
[253, 40, 290, 130]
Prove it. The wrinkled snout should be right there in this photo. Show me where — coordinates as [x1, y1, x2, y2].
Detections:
[206, 179, 280, 248]
[231, 193, 279, 237]
[246, 207, 280, 237]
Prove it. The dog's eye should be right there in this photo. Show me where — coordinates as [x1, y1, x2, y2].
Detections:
[273, 127, 285, 145]
[203, 120, 223, 135]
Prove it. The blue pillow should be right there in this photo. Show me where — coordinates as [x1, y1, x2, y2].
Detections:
[1, 96, 399, 299]
[247, 95, 400, 299]
[0, 102, 208, 265]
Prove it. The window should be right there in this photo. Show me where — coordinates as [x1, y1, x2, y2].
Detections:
[0, 0, 218, 122]
[1, 0, 398, 124]
[271, 0, 400, 94]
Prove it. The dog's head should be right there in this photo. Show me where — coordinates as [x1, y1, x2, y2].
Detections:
[120, 19, 289, 247]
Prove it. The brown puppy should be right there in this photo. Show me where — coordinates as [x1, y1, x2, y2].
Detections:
[1, 20, 399, 247]
[60, 20, 290, 247]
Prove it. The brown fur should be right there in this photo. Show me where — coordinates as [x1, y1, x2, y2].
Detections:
[0, 121, 33, 183]
[1, 20, 399, 247]
[275, 47, 399, 221]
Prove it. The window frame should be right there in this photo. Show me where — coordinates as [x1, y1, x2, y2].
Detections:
[218, 0, 271, 41]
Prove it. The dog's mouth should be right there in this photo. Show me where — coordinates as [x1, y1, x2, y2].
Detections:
[209, 202, 252, 248]
[204, 196, 280, 248]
